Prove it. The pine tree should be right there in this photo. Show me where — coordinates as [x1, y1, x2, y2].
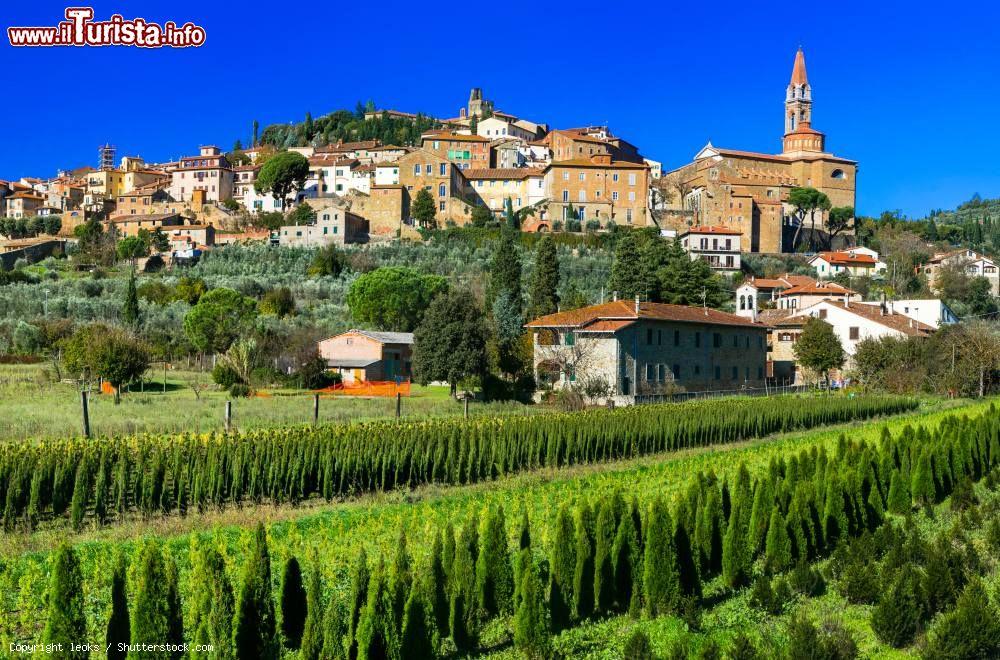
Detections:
[106, 557, 130, 660]
[549, 503, 576, 632]
[300, 560, 324, 660]
[572, 502, 595, 621]
[400, 586, 434, 660]
[887, 469, 911, 514]
[281, 556, 308, 650]
[643, 498, 679, 616]
[764, 508, 792, 574]
[527, 235, 560, 319]
[871, 565, 924, 648]
[234, 524, 278, 660]
[476, 505, 513, 618]
[43, 543, 87, 659]
[513, 554, 549, 660]
[593, 499, 617, 614]
[130, 542, 172, 659]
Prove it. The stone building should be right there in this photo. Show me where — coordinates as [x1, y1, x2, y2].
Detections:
[546, 154, 651, 227]
[663, 49, 857, 253]
[526, 300, 767, 402]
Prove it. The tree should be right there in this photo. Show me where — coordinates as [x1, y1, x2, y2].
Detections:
[255, 151, 310, 210]
[504, 197, 518, 230]
[234, 524, 278, 659]
[527, 236, 560, 319]
[572, 503, 596, 621]
[612, 502, 643, 615]
[299, 559, 324, 660]
[42, 543, 87, 659]
[259, 287, 296, 318]
[191, 547, 234, 658]
[67, 326, 150, 403]
[607, 230, 647, 299]
[400, 586, 433, 659]
[470, 204, 493, 228]
[923, 578, 1000, 659]
[307, 244, 349, 277]
[513, 555, 550, 659]
[643, 498, 679, 616]
[122, 269, 140, 327]
[871, 565, 923, 648]
[825, 206, 855, 249]
[593, 500, 617, 614]
[887, 470, 911, 514]
[106, 557, 131, 660]
[959, 320, 1000, 396]
[476, 506, 514, 618]
[794, 317, 845, 386]
[183, 287, 258, 355]
[788, 187, 832, 251]
[356, 558, 395, 660]
[488, 229, 523, 311]
[657, 239, 728, 307]
[764, 508, 792, 573]
[413, 289, 488, 395]
[130, 542, 173, 659]
[288, 203, 317, 226]
[253, 119, 260, 147]
[346, 267, 447, 332]
[281, 556, 308, 650]
[549, 503, 576, 632]
[411, 188, 437, 228]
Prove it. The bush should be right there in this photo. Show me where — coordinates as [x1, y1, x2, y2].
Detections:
[949, 476, 978, 512]
[871, 565, 924, 648]
[229, 383, 251, 398]
[923, 579, 1000, 659]
[623, 628, 655, 660]
[788, 559, 825, 597]
[212, 363, 242, 389]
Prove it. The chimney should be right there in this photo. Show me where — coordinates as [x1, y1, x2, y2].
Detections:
[613, 290, 618, 302]
[459, 108, 466, 119]
[844, 293, 849, 308]
[635, 296, 640, 315]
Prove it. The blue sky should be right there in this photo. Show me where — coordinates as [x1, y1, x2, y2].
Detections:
[2, 0, 998, 218]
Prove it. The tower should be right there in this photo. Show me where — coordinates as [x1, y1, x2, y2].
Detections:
[782, 48, 824, 154]
[466, 87, 494, 118]
[99, 143, 116, 171]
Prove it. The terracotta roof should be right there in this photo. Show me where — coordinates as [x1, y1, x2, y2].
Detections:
[525, 300, 763, 330]
[8, 191, 44, 200]
[463, 168, 539, 180]
[812, 251, 876, 266]
[797, 300, 934, 337]
[757, 309, 794, 326]
[369, 144, 407, 151]
[790, 48, 808, 86]
[422, 132, 490, 143]
[680, 225, 743, 236]
[108, 212, 180, 225]
[551, 129, 607, 145]
[785, 123, 824, 136]
[578, 319, 636, 332]
[779, 282, 856, 297]
[548, 158, 648, 170]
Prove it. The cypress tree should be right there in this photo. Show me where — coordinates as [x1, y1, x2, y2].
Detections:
[612, 503, 642, 616]
[572, 502, 595, 621]
[106, 557, 130, 660]
[234, 523, 278, 660]
[722, 498, 751, 589]
[42, 543, 87, 659]
[643, 498, 679, 616]
[191, 546, 234, 659]
[607, 229, 646, 299]
[549, 503, 576, 632]
[674, 514, 702, 600]
[889, 469, 911, 515]
[475, 505, 513, 618]
[69, 459, 89, 531]
[388, 529, 412, 635]
[593, 499, 617, 614]
[356, 558, 394, 660]
[527, 235, 560, 319]
[130, 542, 172, 659]
[764, 507, 792, 574]
[513, 508, 532, 611]
[321, 591, 349, 660]
[822, 475, 849, 549]
[300, 560, 324, 660]
[696, 488, 724, 577]
[347, 547, 371, 658]
[425, 531, 449, 637]
[911, 451, 935, 506]
[746, 478, 772, 556]
[513, 554, 550, 660]
[123, 268, 140, 327]
[871, 565, 924, 648]
[281, 556, 308, 650]
[450, 517, 479, 652]
[164, 556, 184, 659]
[400, 586, 434, 660]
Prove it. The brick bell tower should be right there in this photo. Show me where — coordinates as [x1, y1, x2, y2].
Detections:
[782, 48, 825, 154]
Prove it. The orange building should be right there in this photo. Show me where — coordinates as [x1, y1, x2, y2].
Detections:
[420, 131, 490, 169]
[546, 154, 651, 226]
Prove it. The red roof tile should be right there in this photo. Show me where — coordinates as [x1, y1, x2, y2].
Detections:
[525, 300, 763, 329]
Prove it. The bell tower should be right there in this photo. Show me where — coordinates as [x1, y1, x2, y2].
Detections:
[782, 48, 825, 154]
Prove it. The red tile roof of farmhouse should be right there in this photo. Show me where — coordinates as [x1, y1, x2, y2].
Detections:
[796, 300, 934, 336]
[680, 225, 743, 236]
[779, 282, 856, 297]
[813, 251, 876, 266]
[525, 300, 763, 330]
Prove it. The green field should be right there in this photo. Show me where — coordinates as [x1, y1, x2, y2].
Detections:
[0, 363, 539, 441]
[1, 395, 994, 658]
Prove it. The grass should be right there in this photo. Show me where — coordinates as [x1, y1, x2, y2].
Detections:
[0, 363, 542, 441]
[0, 395, 988, 649]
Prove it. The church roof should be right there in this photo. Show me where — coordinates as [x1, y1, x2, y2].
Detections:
[791, 48, 808, 86]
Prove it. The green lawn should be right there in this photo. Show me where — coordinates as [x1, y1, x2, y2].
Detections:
[0, 363, 541, 442]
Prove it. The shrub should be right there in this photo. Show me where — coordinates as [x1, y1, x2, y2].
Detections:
[229, 383, 251, 398]
[788, 559, 825, 597]
[623, 628, 655, 660]
[212, 362, 242, 389]
[871, 565, 923, 648]
[923, 579, 1000, 659]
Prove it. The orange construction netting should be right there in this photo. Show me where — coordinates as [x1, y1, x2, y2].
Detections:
[315, 380, 411, 398]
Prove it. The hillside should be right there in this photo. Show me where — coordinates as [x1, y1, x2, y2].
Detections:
[252, 104, 440, 150]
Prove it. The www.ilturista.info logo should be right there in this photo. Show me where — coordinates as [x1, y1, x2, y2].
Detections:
[8, 8, 206, 48]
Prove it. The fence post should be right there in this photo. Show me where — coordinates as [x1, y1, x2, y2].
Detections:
[464, 396, 469, 419]
[81, 390, 91, 439]
[225, 401, 232, 432]
[313, 393, 320, 425]
[395, 392, 401, 418]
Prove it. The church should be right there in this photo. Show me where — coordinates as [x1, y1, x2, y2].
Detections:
[663, 49, 857, 253]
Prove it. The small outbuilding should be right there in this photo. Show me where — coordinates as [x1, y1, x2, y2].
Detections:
[318, 329, 414, 383]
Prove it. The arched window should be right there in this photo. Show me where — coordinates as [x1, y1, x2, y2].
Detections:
[831, 169, 846, 180]
[740, 295, 746, 310]
[748, 296, 754, 310]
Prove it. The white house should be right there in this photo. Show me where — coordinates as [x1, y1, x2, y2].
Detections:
[789, 299, 933, 363]
[678, 225, 742, 272]
[809, 248, 885, 278]
[923, 248, 1000, 296]
[735, 273, 819, 318]
[857, 299, 957, 329]
[476, 116, 536, 141]
[374, 163, 400, 186]
[776, 280, 860, 311]
[169, 146, 234, 203]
